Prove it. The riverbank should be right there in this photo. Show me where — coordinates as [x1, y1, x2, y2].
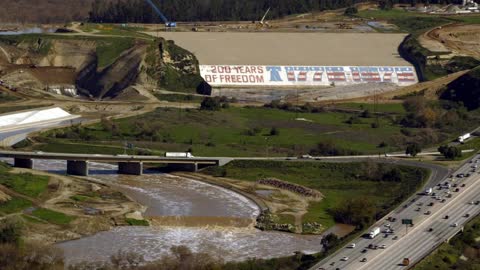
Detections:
[0, 161, 145, 245]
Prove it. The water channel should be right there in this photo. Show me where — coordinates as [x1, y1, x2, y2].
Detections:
[12, 159, 325, 264]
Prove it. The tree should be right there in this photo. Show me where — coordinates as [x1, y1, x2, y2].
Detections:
[438, 145, 462, 160]
[200, 97, 221, 111]
[269, 127, 280, 136]
[406, 143, 422, 157]
[360, 109, 371, 118]
[321, 233, 339, 252]
[344, 6, 358, 16]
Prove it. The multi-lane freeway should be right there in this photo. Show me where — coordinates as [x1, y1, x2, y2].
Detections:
[313, 154, 480, 270]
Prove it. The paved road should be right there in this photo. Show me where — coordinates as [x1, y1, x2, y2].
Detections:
[0, 118, 83, 147]
[312, 154, 480, 270]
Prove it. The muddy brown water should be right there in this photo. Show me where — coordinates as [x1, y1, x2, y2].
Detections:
[0, 159, 325, 264]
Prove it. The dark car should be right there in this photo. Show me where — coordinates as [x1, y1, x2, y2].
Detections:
[455, 188, 460, 192]
[428, 202, 434, 206]
[445, 215, 449, 219]
[361, 258, 367, 262]
[361, 249, 368, 253]
[461, 184, 466, 187]
[428, 228, 434, 232]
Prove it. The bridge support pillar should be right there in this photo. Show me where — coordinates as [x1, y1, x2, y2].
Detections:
[14, 158, 33, 169]
[67, 160, 89, 176]
[167, 163, 198, 172]
[118, 162, 143, 175]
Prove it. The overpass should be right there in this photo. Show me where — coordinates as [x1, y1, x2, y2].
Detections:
[0, 151, 229, 176]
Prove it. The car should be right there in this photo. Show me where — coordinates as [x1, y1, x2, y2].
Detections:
[361, 258, 367, 262]
[441, 199, 446, 203]
[428, 202, 434, 206]
[391, 217, 397, 222]
[380, 244, 386, 249]
[384, 234, 389, 238]
[445, 215, 449, 219]
[476, 201, 480, 205]
[461, 184, 466, 187]
[447, 194, 453, 198]
[393, 236, 398, 240]
[428, 228, 434, 232]
[368, 244, 375, 249]
[385, 223, 391, 227]
[466, 173, 471, 177]
[347, 243, 355, 248]
[455, 188, 460, 192]
[452, 184, 458, 188]
[341, 256, 349, 261]
[416, 207, 421, 211]
[300, 154, 313, 159]
[469, 201, 475, 205]
[452, 223, 458, 227]
[361, 249, 368, 253]
[425, 211, 432, 215]
[465, 214, 471, 218]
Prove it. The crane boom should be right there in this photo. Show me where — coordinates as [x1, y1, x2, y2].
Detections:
[260, 7, 271, 24]
[144, 0, 169, 24]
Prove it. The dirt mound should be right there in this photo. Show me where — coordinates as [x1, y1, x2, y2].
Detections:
[420, 24, 480, 60]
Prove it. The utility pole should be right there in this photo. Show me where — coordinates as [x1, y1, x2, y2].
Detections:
[295, 88, 299, 120]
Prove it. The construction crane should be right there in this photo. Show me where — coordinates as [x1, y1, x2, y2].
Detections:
[257, 8, 270, 28]
[144, 0, 176, 28]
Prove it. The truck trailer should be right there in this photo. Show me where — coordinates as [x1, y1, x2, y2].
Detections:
[458, 133, 471, 143]
[165, 152, 194, 158]
[369, 227, 381, 239]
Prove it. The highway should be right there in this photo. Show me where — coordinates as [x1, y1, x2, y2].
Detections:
[312, 154, 480, 270]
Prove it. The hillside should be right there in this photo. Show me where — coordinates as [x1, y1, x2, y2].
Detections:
[0, 35, 204, 99]
[441, 66, 480, 110]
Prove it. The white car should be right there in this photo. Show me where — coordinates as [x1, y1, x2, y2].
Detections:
[452, 223, 458, 227]
[380, 244, 387, 249]
[341, 256, 349, 261]
[347, 243, 356, 248]
[384, 223, 391, 227]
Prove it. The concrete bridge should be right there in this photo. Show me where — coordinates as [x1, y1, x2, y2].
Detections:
[0, 151, 230, 176]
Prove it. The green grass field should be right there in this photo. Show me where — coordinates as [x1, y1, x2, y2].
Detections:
[206, 160, 429, 228]
[0, 164, 49, 198]
[36, 107, 407, 157]
[96, 37, 135, 68]
[0, 197, 33, 215]
[334, 102, 406, 114]
[31, 208, 75, 225]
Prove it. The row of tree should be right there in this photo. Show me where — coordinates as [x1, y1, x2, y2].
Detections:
[88, 0, 460, 23]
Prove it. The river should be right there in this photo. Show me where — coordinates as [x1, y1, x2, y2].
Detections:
[12, 159, 324, 265]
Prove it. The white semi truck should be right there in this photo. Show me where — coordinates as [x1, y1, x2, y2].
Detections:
[369, 227, 381, 239]
[165, 152, 194, 158]
[458, 133, 471, 144]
